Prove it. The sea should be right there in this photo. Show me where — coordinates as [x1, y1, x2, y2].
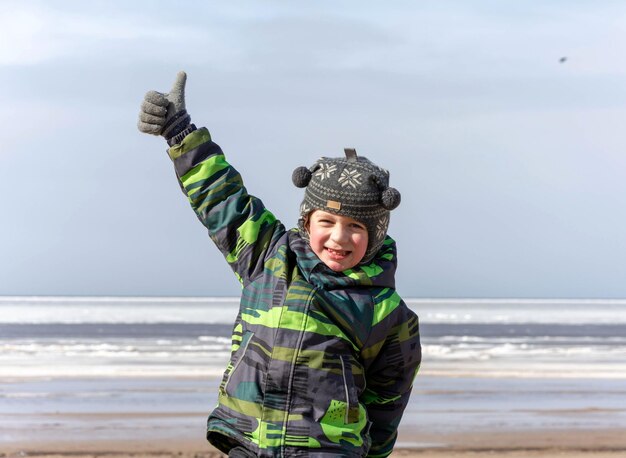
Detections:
[1, 296, 625, 446]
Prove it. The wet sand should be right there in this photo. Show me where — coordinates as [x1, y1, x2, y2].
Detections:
[2, 426, 625, 458]
[2, 375, 625, 458]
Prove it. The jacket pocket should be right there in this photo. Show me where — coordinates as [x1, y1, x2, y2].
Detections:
[220, 330, 254, 396]
[340, 355, 360, 424]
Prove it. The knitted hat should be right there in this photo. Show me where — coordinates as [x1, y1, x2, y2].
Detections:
[292, 148, 401, 263]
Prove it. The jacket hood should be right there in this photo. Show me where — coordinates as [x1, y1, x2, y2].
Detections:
[288, 228, 397, 290]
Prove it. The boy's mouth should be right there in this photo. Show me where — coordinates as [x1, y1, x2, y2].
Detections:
[325, 247, 350, 259]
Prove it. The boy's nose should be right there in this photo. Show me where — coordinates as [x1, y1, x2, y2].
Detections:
[330, 225, 349, 243]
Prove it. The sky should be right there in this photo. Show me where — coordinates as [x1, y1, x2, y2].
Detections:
[2, 0, 626, 298]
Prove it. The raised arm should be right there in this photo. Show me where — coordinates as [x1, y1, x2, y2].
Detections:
[137, 72, 285, 285]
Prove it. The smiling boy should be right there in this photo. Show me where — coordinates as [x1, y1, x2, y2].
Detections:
[306, 211, 369, 272]
[138, 72, 421, 458]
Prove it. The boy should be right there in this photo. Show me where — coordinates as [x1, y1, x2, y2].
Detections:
[138, 72, 421, 457]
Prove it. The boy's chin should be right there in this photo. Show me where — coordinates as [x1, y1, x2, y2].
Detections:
[321, 256, 360, 272]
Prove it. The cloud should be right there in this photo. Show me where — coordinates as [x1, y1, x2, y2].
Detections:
[0, 3, 56, 65]
[0, 1, 208, 66]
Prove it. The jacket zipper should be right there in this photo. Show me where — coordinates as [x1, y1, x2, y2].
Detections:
[280, 286, 316, 455]
[340, 355, 352, 424]
[223, 331, 254, 394]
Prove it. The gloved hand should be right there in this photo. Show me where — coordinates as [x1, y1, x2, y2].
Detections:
[138, 71, 196, 146]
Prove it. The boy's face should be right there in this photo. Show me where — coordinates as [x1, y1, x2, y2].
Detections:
[306, 210, 369, 272]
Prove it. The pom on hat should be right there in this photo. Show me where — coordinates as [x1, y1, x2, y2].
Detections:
[381, 187, 401, 210]
[292, 166, 312, 188]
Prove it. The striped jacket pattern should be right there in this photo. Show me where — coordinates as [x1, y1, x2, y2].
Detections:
[168, 128, 421, 457]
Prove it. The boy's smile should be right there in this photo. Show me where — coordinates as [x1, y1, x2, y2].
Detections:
[306, 210, 369, 272]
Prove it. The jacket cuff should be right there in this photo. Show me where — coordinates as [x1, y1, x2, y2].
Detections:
[168, 127, 223, 177]
[167, 127, 211, 159]
[167, 122, 196, 147]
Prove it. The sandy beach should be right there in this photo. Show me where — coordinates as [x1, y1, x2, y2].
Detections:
[2, 426, 625, 458]
[2, 374, 625, 458]
[2, 405, 625, 458]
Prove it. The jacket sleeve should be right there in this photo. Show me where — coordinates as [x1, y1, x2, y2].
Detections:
[361, 297, 421, 458]
[167, 127, 285, 285]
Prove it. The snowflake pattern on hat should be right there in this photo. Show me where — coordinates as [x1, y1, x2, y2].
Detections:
[314, 163, 337, 181]
[300, 201, 312, 216]
[376, 215, 389, 240]
[338, 168, 362, 189]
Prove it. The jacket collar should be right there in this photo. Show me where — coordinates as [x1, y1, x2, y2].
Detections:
[288, 229, 397, 290]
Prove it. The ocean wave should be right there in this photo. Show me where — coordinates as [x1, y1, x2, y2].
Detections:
[3, 296, 626, 325]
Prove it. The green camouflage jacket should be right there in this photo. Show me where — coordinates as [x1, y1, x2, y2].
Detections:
[168, 128, 421, 457]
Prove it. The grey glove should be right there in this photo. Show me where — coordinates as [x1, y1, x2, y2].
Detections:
[138, 71, 196, 146]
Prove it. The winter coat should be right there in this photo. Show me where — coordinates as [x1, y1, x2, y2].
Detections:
[168, 128, 421, 457]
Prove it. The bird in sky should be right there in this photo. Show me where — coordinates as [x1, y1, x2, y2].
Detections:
[559, 56, 567, 63]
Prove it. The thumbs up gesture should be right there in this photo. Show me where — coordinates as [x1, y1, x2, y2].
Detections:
[138, 71, 194, 145]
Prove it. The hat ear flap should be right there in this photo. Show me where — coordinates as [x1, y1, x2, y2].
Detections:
[292, 166, 312, 188]
[381, 187, 401, 210]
